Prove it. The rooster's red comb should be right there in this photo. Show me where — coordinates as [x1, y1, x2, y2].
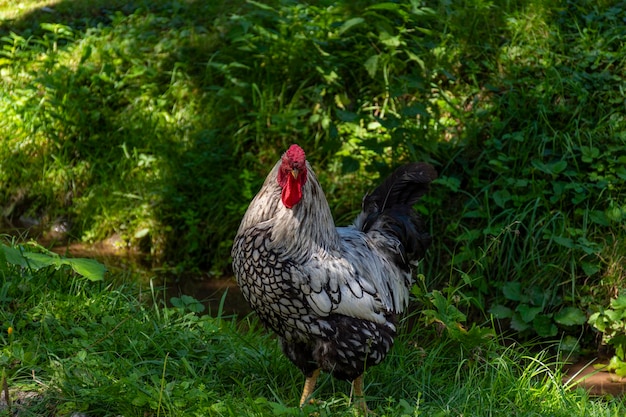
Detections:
[284, 144, 306, 164]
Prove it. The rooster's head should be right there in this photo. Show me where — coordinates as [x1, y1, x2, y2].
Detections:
[278, 144, 308, 209]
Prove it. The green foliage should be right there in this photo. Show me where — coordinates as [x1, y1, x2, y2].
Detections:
[489, 283, 587, 338]
[0, 242, 105, 281]
[419, 0, 626, 343]
[413, 278, 495, 350]
[0, 0, 443, 272]
[589, 295, 626, 377]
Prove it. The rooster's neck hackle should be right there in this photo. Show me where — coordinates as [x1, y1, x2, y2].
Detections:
[277, 162, 341, 254]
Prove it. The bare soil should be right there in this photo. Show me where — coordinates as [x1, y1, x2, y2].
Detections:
[564, 358, 626, 397]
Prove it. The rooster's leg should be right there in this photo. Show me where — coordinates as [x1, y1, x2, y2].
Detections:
[352, 375, 370, 414]
[299, 368, 320, 407]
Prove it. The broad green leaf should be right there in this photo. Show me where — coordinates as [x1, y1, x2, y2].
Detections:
[492, 189, 511, 208]
[588, 312, 607, 332]
[364, 54, 379, 78]
[551, 160, 568, 174]
[611, 295, 626, 310]
[21, 251, 60, 270]
[581, 261, 601, 276]
[489, 304, 513, 319]
[170, 297, 186, 309]
[430, 290, 466, 324]
[611, 359, 626, 377]
[338, 17, 364, 35]
[510, 313, 530, 332]
[517, 304, 542, 323]
[552, 236, 574, 248]
[176, 294, 205, 313]
[76, 349, 88, 361]
[65, 258, 106, 281]
[581, 145, 600, 162]
[461, 273, 473, 285]
[437, 176, 461, 192]
[533, 315, 558, 337]
[554, 307, 587, 326]
[379, 31, 401, 48]
[577, 237, 600, 255]
[605, 309, 622, 322]
[430, 290, 447, 312]
[607, 205, 623, 222]
[0, 244, 29, 267]
[502, 282, 522, 301]
[608, 335, 626, 351]
[560, 335, 580, 353]
[0, 243, 105, 281]
[528, 286, 547, 306]
[531, 159, 567, 175]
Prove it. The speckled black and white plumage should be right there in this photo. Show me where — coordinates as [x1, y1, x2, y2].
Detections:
[231, 145, 436, 399]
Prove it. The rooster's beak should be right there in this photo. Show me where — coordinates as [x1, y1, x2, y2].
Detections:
[291, 168, 300, 179]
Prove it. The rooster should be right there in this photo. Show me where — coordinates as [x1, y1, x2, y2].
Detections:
[231, 144, 436, 412]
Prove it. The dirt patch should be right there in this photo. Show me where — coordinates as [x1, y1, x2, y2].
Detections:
[564, 358, 626, 397]
[48, 234, 151, 271]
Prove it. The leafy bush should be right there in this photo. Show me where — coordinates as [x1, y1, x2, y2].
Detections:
[589, 294, 626, 376]
[417, 0, 626, 344]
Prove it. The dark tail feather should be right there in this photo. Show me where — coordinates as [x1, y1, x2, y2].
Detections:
[355, 162, 437, 267]
[358, 162, 437, 229]
[363, 162, 437, 214]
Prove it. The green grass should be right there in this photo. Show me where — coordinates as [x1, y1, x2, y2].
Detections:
[1, 241, 625, 416]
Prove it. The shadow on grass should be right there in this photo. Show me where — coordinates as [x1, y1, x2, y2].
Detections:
[0, 0, 234, 36]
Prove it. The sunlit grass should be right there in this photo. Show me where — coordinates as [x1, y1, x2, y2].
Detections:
[0, 0, 52, 20]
